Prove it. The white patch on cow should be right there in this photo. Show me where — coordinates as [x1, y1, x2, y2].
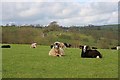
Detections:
[117, 46, 120, 50]
[96, 56, 100, 58]
[31, 43, 37, 48]
[59, 55, 62, 57]
[83, 45, 87, 53]
[54, 45, 58, 48]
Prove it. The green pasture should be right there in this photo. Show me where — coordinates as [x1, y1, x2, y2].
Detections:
[2, 44, 118, 78]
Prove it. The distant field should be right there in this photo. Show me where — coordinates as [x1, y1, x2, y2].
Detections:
[2, 44, 118, 78]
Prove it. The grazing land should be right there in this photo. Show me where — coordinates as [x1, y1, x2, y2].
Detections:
[2, 44, 118, 78]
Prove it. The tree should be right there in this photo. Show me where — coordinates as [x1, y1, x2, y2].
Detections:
[49, 21, 58, 26]
[47, 21, 60, 31]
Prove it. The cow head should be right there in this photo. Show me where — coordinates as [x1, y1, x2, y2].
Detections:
[53, 42, 60, 49]
[80, 45, 91, 53]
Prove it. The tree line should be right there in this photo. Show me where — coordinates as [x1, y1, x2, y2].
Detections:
[0, 22, 119, 49]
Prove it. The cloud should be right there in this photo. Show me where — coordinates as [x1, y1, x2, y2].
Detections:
[19, 7, 39, 17]
[88, 0, 119, 2]
[1, 2, 118, 26]
[1, 0, 119, 2]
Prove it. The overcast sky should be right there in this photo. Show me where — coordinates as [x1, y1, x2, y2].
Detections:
[0, 0, 119, 26]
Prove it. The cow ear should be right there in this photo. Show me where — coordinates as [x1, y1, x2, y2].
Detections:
[79, 45, 83, 48]
[87, 46, 91, 50]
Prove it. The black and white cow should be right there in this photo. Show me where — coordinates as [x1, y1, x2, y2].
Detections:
[1, 45, 11, 48]
[64, 43, 71, 48]
[80, 45, 102, 58]
[111, 46, 120, 50]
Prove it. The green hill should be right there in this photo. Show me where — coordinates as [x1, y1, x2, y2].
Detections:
[0, 24, 119, 49]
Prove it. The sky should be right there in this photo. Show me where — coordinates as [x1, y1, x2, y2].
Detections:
[0, 0, 119, 26]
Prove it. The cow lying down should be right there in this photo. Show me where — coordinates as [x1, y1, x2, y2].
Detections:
[80, 45, 102, 58]
[49, 42, 65, 57]
[30, 43, 37, 48]
[1, 45, 11, 48]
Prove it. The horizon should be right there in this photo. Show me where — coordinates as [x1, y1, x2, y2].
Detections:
[0, 22, 118, 27]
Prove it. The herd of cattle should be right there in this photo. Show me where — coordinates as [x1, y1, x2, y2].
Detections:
[48, 42, 103, 58]
[1, 42, 120, 58]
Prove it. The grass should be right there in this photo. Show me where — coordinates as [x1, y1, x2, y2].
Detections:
[2, 44, 118, 78]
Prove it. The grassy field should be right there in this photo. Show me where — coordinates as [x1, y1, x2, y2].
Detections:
[2, 44, 118, 78]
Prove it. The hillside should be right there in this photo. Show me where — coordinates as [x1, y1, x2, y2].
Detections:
[0, 24, 119, 49]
